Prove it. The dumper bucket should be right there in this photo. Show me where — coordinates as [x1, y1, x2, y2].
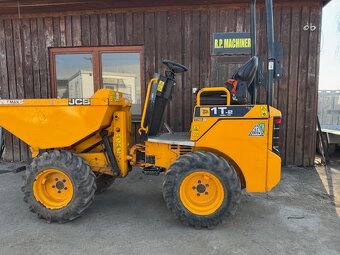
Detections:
[0, 89, 130, 149]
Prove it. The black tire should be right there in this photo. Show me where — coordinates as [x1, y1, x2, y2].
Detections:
[95, 174, 115, 193]
[163, 151, 241, 229]
[22, 150, 96, 223]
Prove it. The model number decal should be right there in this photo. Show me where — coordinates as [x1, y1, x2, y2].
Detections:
[195, 106, 253, 117]
[211, 107, 234, 117]
[68, 98, 91, 106]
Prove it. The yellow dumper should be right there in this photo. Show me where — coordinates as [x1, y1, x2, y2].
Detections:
[1, 58, 281, 228]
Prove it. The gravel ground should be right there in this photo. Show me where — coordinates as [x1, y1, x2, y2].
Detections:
[0, 160, 339, 255]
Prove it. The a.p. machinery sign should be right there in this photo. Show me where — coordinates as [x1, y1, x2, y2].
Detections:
[212, 32, 252, 55]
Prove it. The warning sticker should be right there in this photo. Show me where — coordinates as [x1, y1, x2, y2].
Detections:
[157, 81, 165, 92]
[249, 123, 265, 136]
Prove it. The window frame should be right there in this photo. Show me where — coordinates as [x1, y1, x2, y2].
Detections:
[49, 46, 144, 117]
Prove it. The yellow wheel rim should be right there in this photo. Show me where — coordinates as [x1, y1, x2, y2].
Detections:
[33, 169, 74, 210]
[179, 171, 225, 216]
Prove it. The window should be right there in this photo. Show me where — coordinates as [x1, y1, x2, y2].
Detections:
[50, 46, 143, 115]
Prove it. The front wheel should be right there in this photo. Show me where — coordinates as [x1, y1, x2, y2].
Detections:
[163, 151, 241, 228]
[22, 150, 96, 223]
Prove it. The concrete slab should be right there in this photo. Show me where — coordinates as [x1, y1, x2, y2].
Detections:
[0, 162, 339, 255]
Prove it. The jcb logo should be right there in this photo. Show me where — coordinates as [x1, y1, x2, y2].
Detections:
[68, 98, 91, 106]
[200, 107, 210, 117]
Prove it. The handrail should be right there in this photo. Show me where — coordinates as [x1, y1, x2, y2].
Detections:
[196, 87, 231, 106]
[139, 77, 158, 135]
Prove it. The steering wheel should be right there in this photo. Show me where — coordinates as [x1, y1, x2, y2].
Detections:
[162, 60, 188, 74]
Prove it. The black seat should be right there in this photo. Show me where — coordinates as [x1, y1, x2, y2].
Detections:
[199, 56, 259, 105]
[232, 56, 258, 83]
[200, 91, 228, 105]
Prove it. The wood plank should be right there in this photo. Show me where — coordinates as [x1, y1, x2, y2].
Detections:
[90, 14, 99, 45]
[115, 13, 125, 45]
[191, 10, 200, 97]
[144, 12, 155, 83]
[199, 10, 209, 89]
[125, 12, 133, 44]
[218, 9, 226, 32]
[30, 19, 41, 98]
[209, 8, 218, 87]
[183, 10, 193, 131]
[59, 16, 66, 46]
[155, 11, 168, 122]
[0, 21, 9, 99]
[310, 6, 322, 166]
[52, 16, 60, 46]
[278, 7, 291, 165]
[226, 8, 236, 32]
[132, 12, 144, 45]
[13, 19, 25, 161]
[44, 17, 54, 97]
[65, 16, 72, 46]
[72, 15, 81, 46]
[5, 19, 20, 161]
[81, 15, 90, 46]
[0, 20, 13, 161]
[303, 6, 321, 166]
[22, 19, 34, 99]
[107, 13, 117, 45]
[143, 11, 156, 131]
[236, 8, 244, 32]
[37, 18, 48, 98]
[167, 10, 182, 130]
[294, 6, 309, 166]
[21, 18, 34, 160]
[285, 8, 301, 165]
[99, 14, 108, 45]
[244, 5, 250, 32]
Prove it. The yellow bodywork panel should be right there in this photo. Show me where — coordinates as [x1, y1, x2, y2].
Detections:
[80, 153, 111, 175]
[194, 119, 269, 192]
[191, 104, 281, 192]
[112, 111, 131, 177]
[73, 132, 103, 153]
[0, 89, 130, 150]
[144, 142, 179, 169]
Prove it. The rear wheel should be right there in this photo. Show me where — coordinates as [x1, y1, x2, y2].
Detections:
[22, 150, 96, 223]
[163, 151, 241, 228]
[95, 174, 115, 193]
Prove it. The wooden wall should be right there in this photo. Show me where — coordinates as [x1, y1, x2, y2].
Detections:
[0, 2, 322, 166]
